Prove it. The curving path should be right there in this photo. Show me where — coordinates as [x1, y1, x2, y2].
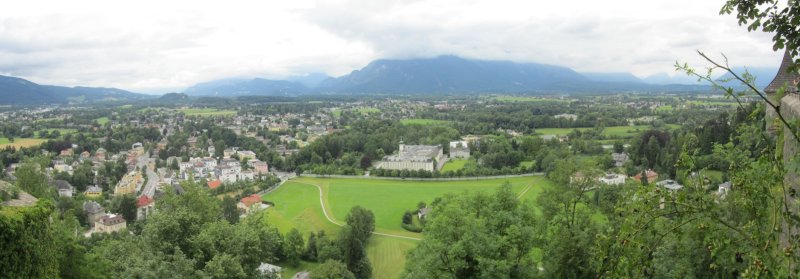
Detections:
[288, 178, 538, 242]
[293, 181, 423, 241]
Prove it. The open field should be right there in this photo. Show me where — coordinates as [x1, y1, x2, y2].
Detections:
[95, 117, 110, 125]
[655, 105, 674, 112]
[178, 108, 237, 116]
[687, 100, 740, 107]
[356, 107, 381, 114]
[263, 176, 555, 279]
[400, 118, 449, 125]
[441, 159, 468, 172]
[491, 96, 570, 103]
[0, 138, 47, 149]
[520, 160, 535, 169]
[534, 124, 681, 138]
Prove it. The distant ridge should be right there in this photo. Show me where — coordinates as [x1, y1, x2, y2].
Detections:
[0, 75, 150, 105]
[185, 56, 715, 96]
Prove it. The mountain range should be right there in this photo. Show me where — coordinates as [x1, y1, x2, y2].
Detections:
[184, 56, 744, 96]
[0, 55, 781, 104]
[0, 75, 150, 105]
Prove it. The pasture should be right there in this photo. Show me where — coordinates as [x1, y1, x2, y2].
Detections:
[262, 176, 555, 279]
[491, 96, 571, 103]
[441, 159, 468, 172]
[534, 124, 681, 138]
[400, 118, 449, 125]
[178, 108, 237, 116]
[0, 138, 47, 149]
[95, 117, 110, 125]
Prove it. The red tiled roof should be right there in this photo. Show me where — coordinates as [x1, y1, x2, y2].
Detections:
[207, 180, 222, 189]
[240, 194, 262, 207]
[136, 195, 154, 207]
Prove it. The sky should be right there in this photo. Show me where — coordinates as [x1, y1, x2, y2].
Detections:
[0, 0, 785, 93]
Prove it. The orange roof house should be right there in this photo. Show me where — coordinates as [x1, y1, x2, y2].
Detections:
[207, 179, 222, 190]
[633, 169, 659, 184]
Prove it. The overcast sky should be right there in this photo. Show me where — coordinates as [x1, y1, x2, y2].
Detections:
[0, 0, 784, 93]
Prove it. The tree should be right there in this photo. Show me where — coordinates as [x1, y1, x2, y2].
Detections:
[203, 253, 246, 279]
[312, 260, 356, 279]
[109, 194, 137, 223]
[221, 196, 239, 224]
[304, 232, 318, 261]
[344, 206, 375, 243]
[721, 0, 800, 70]
[284, 228, 305, 267]
[401, 185, 539, 278]
[14, 162, 50, 198]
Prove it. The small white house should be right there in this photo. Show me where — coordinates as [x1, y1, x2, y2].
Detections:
[598, 173, 626, 185]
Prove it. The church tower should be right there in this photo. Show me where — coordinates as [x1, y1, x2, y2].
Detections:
[764, 50, 799, 135]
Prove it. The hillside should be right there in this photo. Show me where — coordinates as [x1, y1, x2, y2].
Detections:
[0, 75, 149, 105]
[183, 78, 308, 96]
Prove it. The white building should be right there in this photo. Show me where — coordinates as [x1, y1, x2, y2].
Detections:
[449, 141, 470, 159]
[379, 144, 445, 172]
[599, 173, 626, 185]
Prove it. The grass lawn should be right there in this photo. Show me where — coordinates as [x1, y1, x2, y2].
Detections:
[655, 105, 673, 112]
[535, 125, 681, 138]
[491, 96, 570, 103]
[95, 117, 110, 125]
[441, 159, 468, 172]
[400, 118, 449, 125]
[178, 108, 237, 117]
[263, 176, 555, 279]
[688, 100, 741, 107]
[0, 138, 47, 149]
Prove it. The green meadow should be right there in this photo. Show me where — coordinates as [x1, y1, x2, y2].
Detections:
[178, 108, 237, 116]
[441, 159, 468, 172]
[95, 117, 110, 125]
[491, 96, 571, 103]
[262, 176, 555, 279]
[534, 124, 681, 138]
[400, 118, 449, 125]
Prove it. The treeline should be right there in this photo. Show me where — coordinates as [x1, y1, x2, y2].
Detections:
[0, 178, 379, 279]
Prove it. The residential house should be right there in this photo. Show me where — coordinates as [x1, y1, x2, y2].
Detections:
[611, 152, 629, 167]
[83, 201, 105, 226]
[85, 185, 103, 198]
[115, 171, 142, 196]
[94, 214, 127, 234]
[252, 160, 269, 175]
[94, 148, 107, 161]
[53, 180, 74, 197]
[80, 150, 91, 159]
[449, 140, 470, 159]
[418, 207, 431, 219]
[656, 180, 684, 191]
[136, 195, 155, 220]
[599, 173, 627, 185]
[238, 171, 256, 181]
[60, 148, 74, 157]
[237, 150, 257, 161]
[633, 169, 658, 184]
[238, 194, 262, 214]
[207, 179, 222, 190]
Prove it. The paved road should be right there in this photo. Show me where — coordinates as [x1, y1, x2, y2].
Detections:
[136, 153, 158, 198]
